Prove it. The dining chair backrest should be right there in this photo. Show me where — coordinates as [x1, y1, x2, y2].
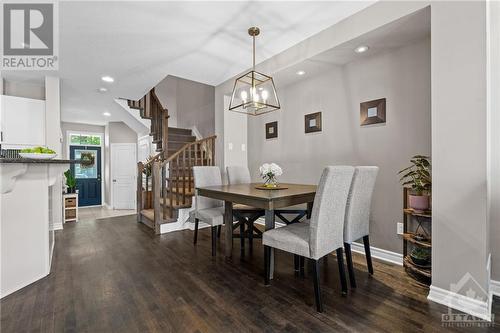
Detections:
[226, 166, 251, 184]
[308, 166, 355, 259]
[193, 166, 223, 210]
[343, 166, 379, 243]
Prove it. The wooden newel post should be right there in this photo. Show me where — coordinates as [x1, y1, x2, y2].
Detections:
[137, 162, 144, 222]
[152, 161, 162, 234]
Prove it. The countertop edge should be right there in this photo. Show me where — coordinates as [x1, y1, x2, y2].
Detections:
[0, 158, 80, 164]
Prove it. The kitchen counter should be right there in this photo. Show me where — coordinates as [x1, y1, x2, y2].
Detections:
[1, 161, 72, 298]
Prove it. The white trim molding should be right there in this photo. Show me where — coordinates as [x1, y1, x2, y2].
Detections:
[427, 284, 492, 322]
[491, 280, 500, 297]
[351, 241, 403, 266]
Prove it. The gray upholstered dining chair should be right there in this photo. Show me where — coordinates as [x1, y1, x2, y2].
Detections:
[192, 166, 224, 256]
[226, 166, 265, 253]
[343, 166, 379, 288]
[263, 166, 355, 312]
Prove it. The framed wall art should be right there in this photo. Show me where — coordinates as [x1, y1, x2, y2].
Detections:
[265, 121, 278, 139]
[304, 112, 322, 133]
[360, 98, 386, 126]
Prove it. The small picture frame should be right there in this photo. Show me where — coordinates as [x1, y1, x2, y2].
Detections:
[360, 98, 386, 126]
[266, 121, 278, 139]
[305, 112, 322, 133]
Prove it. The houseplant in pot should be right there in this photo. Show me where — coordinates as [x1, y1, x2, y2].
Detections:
[64, 169, 77, 194]
[142, 155, 155, 208]
[410, 247, 431, 267]
[398, 155, 431, 212]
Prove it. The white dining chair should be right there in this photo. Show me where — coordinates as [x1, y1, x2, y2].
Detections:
[262, 166, 355, 312]
[192, 166, 224, 256]
[343, 166, 379, 288]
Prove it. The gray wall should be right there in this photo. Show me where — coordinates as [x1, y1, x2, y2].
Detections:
[489, 0, 500, 282]
[248, 38, 431, 254]
[155, 75, 215, 137]
[430, 1, 489, 295]
[104, 122, 137, 206]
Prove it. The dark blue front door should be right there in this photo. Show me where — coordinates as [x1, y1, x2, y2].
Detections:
[70, 146, 102, 207]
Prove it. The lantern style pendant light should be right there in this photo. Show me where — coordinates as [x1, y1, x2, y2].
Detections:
[229, 27, 280, 116]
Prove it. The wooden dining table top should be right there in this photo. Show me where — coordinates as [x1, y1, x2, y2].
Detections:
[196, 183, 317, 210]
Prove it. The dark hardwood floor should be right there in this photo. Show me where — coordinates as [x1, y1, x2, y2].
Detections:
[1, 215, 499, 332]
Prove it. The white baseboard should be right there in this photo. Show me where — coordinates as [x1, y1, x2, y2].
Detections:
[158, 206, 211, 234]
[491, 280, 500, 297]
[350, 241, 403, 266]
[52, 222, 63, 231]
[428, 284, 492, 322]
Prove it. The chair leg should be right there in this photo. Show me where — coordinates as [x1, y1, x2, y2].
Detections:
[264, 246, 271, 285]
[311, 258, 323, 312]
[363, 235, 374, 275]
[240, 219, 245, 255]
[193, 218, 199, 244]
[211, 226, 216, 256]
[336, 248, 348, 296]
[248, 221, 254, 252]
[300, 256, 305, 277]
[294, 254, 300, 275]
[344, 243, 357, 288]
[217, 225, 221, 238]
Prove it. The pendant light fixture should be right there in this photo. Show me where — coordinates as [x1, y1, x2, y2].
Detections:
[229, 27, 280, 116]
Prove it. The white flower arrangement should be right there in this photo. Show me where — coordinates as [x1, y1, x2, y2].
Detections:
[259, 163, 283, 187]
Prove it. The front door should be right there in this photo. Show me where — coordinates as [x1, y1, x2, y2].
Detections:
[70, 146, 102, 206]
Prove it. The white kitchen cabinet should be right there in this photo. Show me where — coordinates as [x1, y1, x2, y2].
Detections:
[0, 95, 46, 147]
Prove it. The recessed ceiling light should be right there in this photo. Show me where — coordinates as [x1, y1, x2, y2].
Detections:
[101, 76, 114, 83]
[296, 70, 306, 76]
[354, 45, 369, 53]
[98, 87, 108, 93]
[103, 112, 111, 117]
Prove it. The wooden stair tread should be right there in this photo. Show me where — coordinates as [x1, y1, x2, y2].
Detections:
[140, 209, 154, 222]
[140, 209, 178, 224]
[168, 127, 192, 136]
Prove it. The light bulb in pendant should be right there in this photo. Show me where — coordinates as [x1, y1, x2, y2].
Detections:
[261, 90, 268, 102]
[240, 90, 248, 102]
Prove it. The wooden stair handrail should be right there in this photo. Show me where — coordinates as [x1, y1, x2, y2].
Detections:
[160, 135, 217, 167]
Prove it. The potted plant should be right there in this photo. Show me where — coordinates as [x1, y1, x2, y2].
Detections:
[142, 155, 155, 208]
[259, 163, 283, 188]
[398, 155, 431, 212]
[410, 247, 431, 266]
[64, 169, 77, 193]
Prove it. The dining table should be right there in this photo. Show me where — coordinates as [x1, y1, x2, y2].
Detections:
[196, 182, 317, 278]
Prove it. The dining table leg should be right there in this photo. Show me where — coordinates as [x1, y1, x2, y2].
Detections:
[265, 209, 275, 279]
[224, 201, 233, 258]
[307, 201, 314, 219]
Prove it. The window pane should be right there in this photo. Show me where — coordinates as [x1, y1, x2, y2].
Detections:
[70, 134, 101, 146]
[91, 136, 101, 145]
[74, 149, 98, 179]
[70, 135, 81, 144]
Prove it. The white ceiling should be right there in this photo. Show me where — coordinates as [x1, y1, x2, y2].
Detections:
[273, 7, 431, 87]
[2, 1, 375, 127]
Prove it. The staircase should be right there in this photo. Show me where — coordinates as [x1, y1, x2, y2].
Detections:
[130, 88, 216, 234]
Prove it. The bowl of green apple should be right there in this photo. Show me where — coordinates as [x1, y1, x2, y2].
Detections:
[19, 147, 57, 159]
